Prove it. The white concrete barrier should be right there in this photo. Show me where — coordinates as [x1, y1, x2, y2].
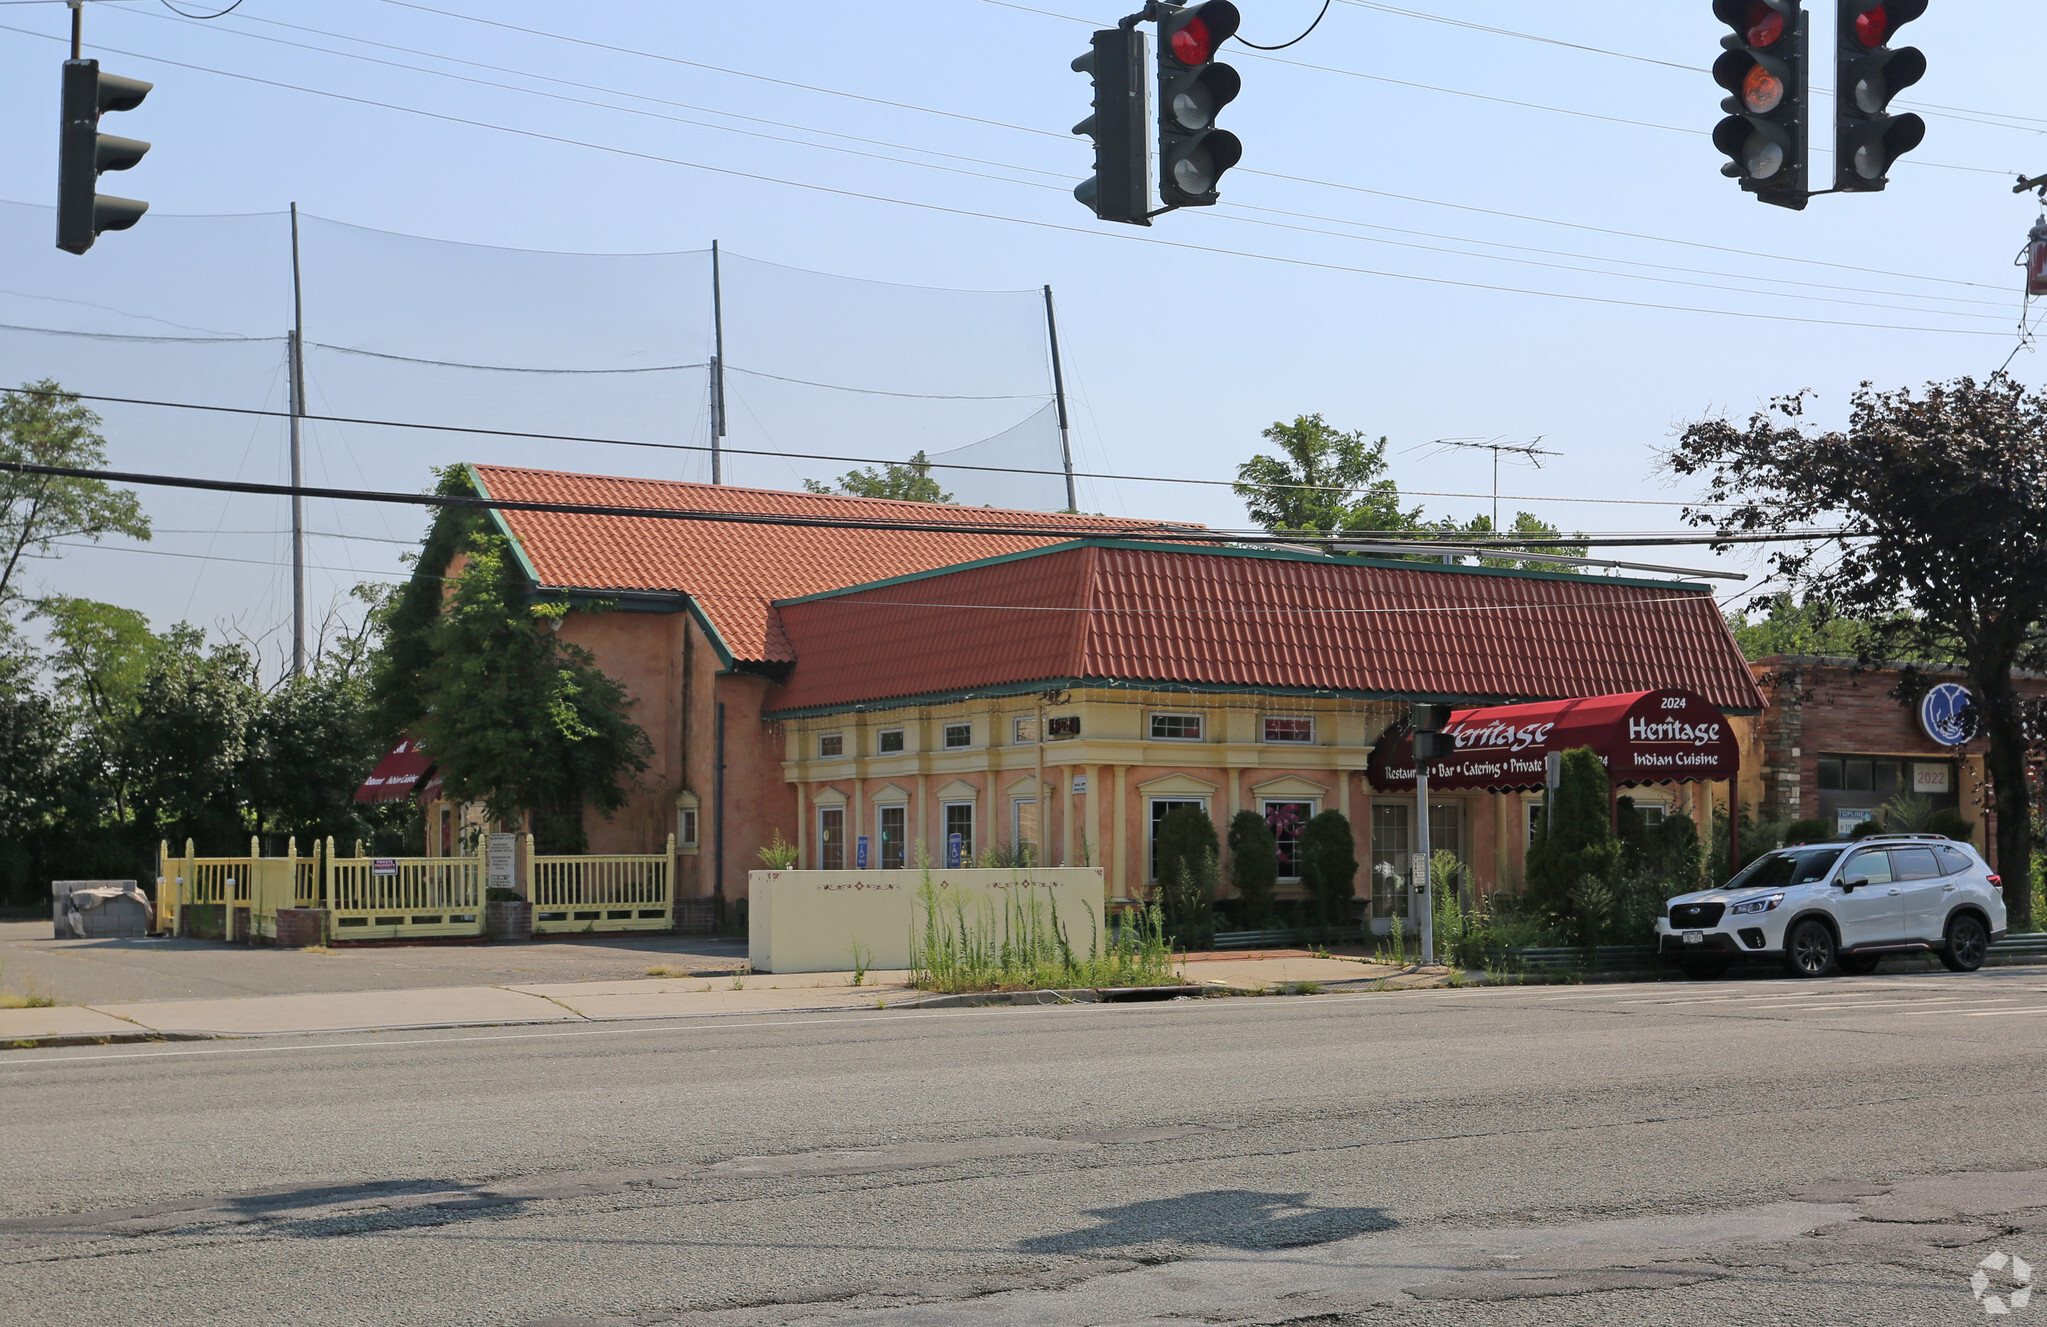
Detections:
[747, 868, 1108, 974]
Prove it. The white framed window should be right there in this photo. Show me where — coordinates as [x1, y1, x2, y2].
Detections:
[1635, 802, 1667, 828]
[943, 722, 973, 749]
[1526, 800, 1545, 847]
[1262, 716, 1314, 745]
[818, 806, 846, 870]
[942, 801, 975, 863]
[1013, 715, 1039, 744]
[1147, 798, 1209, 883]
[818, 732, 844, 758]
[1262, 800, 1315, 881]
[1150, 712, 1204, 742]
[878, 728, 905, 754]
[877, 804, 907, 870]
[678, 806, 699, 848]
[1012, 798, 1039, 862]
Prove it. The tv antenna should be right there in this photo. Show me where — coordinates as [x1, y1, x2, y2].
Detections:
[1406, 436, 1562, 531]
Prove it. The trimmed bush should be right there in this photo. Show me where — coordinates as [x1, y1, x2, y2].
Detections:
[1154, 806, 1219, 906]
[1782, 817, 1829, 846]
[1226, 810, 1280, 929]
[1299, 809, 1359, 932]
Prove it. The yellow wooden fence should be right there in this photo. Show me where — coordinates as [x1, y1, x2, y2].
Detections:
[529, 834, 675, 934]
[324, 838, 485, 941]
[152, 835, 679, 941]
[157, 838, 311, 940]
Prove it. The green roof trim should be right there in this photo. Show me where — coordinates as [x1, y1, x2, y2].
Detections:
[761, 674, 1765, 721]
[769, 536, 1716, 608]
[467, 463, 547, 588]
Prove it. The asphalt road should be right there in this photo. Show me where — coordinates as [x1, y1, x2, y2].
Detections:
[0, 921, 749, 1004]
[8, 969, 2047, 1326]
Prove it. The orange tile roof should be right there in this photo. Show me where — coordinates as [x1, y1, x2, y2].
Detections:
[765, 542, 1766, 715]
[469, 465, 1178, 664]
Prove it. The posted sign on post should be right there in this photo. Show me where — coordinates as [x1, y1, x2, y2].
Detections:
[487, 832, 517, 895]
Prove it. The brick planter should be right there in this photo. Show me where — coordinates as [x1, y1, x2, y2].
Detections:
[675, 898, 718, 935]
[486, 900, 533, 943]
[274, 908, 327, 949]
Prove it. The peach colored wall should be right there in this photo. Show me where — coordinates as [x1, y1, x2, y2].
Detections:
[544, 608, 794, 902]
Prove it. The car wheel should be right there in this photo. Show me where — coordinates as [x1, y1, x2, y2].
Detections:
[1940, 914, 1990, 973]
[1784, 920, 1836, 978]
[1838, 954, 1880, 976]
[1679, 957, 1731, 981]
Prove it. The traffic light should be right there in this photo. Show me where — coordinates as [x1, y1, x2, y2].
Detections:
[1712, 0, 1809, 210]
[1835, 1, 1927, 191]
[57, 59, 151, 255]
[1156, 2, 1241, 208]
[1072, 28, 1149, 225]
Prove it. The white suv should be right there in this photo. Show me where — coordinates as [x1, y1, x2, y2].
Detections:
[1656, 835, 2007, 979]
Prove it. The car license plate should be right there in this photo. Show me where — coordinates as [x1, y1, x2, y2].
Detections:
[1683, 930, 1704, 945]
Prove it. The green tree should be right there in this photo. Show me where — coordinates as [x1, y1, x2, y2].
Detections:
[1436, 511, 1589, 572]
[1724, 593, 1879, 662]
[1299, 809, 1359, 932]
[410, 532, 652, 851]
[1233, 414, 1423, 538]
[123, 630, 261, 852]
[1524, 747, 1618, 920]
[1670, 377, 2047, 928]
[1225, 809, 1279, 929]
[803, 451, 954, 503]
[32, 595, 162, 819]
[0, 382, 150, 627]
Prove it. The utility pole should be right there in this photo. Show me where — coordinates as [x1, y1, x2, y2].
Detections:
[1043, 284, 1077, 512]
[709, 239, 726, 484]
[288, 202, 307, 678]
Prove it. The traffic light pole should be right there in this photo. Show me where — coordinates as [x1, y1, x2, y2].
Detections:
[1042, 285, 1077, 513]
[1416, 764, 1434, 967]
[288, 202, 307, 680]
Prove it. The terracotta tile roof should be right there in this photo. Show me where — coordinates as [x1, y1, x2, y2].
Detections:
[468, 465, 1177, 664]
[764, 542, 1766, 715]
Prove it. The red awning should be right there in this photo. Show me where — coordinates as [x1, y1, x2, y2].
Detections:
[354, 738, 435, 803]
[1366, 688, 1739, 793]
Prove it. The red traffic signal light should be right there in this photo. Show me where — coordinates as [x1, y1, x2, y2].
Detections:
[1835, 0, 1928, 191]
[1712, 0, 1808, 210]
[1156, 2, 1242, 209]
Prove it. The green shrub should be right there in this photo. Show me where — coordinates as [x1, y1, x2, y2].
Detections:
[1154, 806, 1218, 904]
[906, 871, 1179, 993]
[1782, 817, 1829, 846]
[1525, 747, 1618, 919]
[1924, 807, 1974, 841]
[1226, 810, 1280, 929]
[1299, 810, 1358, 933]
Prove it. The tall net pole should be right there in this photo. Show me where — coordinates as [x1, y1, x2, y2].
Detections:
[288, 202, 307, 677]
[710, 239, 726, 484]
[1043, 285, 1076, 513]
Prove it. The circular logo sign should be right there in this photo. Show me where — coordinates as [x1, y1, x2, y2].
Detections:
[1921, 683, 1978, 747]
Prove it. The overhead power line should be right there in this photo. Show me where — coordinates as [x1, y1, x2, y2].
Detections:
[131, 6, 2005, 321]
[0, 382, 1747, 511]
[0, 458, 1853, 550]
[0, 23, 2013, 340]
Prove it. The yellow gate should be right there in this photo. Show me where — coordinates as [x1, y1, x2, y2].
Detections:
[529, 834, 674, 934]
[325, 838, 485, 940]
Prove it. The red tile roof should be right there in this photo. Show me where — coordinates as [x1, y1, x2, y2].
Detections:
[469, 465, 1178, 664]
[764, 543, 1765, 715]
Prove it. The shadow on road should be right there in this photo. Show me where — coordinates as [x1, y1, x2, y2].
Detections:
[1019, 1189, 1395, 1255]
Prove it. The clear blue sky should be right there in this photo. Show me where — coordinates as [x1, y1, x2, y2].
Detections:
[2, 0, 2041, 664]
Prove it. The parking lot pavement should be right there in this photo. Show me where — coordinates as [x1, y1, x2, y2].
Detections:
[0, 920, 749, 1006]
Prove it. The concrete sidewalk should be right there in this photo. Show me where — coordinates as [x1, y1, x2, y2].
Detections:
[0, 951, 1435, 1048]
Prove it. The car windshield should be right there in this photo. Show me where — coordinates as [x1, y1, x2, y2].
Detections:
[1721, 847, 1843, 891]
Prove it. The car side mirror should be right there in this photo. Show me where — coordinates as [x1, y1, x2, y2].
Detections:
[1842, 876, 1871, 893]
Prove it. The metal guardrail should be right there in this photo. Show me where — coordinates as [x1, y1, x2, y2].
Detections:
[1212, 926, 1364, 950]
